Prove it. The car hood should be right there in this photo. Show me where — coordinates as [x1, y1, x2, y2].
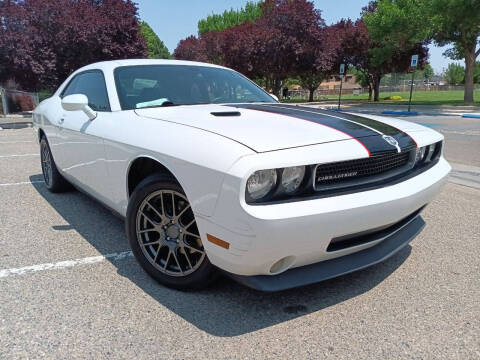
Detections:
[135, 103, 425, 153]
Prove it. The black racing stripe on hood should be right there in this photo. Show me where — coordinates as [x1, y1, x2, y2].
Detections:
[231, 104, 377, 137]
[279, 104, 418, 149]
[230, 103, 417, 153]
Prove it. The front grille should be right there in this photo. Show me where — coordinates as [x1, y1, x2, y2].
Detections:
[314, 149, 413, 191]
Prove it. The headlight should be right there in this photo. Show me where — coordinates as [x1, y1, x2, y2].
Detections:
[281, 166, 306, 194]
[415, 141, 443, 166]
[415, 146, 427, 163]
[246, 169, 277, 200]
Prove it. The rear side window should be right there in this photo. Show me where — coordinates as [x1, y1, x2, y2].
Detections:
[61, 71, 110, 111]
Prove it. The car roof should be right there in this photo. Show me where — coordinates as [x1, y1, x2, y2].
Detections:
[75, 59, 227, 73]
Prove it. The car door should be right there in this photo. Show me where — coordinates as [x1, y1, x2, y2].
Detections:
[56, 70, 111, 201]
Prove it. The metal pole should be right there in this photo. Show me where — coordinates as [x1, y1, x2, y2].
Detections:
[408, 69, 415, 113]
[0, 88, 8, 116]
[338, 77, 343, 110]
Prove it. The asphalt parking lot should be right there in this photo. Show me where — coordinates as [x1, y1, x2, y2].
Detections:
[0, 116, 479, 359]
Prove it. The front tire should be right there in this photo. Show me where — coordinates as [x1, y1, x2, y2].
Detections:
[126, 173, 217, 290]
[40, 137, 70, 192]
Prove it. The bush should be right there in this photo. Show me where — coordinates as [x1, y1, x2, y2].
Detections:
[7, 92, 36, 112]
[384, 95, 403, 100]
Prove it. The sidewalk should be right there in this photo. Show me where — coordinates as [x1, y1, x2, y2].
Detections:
[297, 101, 480, 117]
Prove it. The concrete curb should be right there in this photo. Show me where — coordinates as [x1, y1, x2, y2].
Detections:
[449, 162, 480, 190]
[381, 111, 418, 116]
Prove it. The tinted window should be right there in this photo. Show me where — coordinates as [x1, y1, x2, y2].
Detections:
[114, 65, 276, 110]
[62, 71, 110, 111]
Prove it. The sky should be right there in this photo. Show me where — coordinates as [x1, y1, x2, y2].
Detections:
[136, 0, 454, 74]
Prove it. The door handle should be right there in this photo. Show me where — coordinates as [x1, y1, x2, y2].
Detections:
[58, 118, 64, 125]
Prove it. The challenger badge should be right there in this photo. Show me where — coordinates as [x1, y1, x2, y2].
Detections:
[382, 135, 401, 153]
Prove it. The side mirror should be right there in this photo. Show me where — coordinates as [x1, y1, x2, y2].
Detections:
[61, 94, 97, 120]
[270, 93, 279, 102]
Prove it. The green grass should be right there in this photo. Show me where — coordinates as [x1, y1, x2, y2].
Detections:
[282, 89, 480, 106]
[38, 91, 53, 102]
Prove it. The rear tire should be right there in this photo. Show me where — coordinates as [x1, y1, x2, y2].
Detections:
[126, 173, 217, 290]
[40, 136, 70, 192]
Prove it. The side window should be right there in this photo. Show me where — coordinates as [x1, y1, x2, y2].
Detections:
[62, 71, 110, 111]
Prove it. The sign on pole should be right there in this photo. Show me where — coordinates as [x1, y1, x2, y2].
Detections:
[338, 64, 345, 110]
[411, 55, 419, 68]
[408, 56, 418, 113]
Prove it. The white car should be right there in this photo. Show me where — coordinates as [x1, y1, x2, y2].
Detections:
[33, 59, 451, 291]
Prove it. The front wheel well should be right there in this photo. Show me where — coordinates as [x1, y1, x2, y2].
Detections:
[127, 157, 177, 197]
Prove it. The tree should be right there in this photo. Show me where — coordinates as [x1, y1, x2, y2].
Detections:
[198, 1, 262, 35]
[176, 0, 328, 98]
[327, 19, 378, 100]
[296, 23, 342, 102]
[0, 0, 147, 91]
[298, 73, 325, 102]
[363, 0, 430, 101]
[330, 19, 375, 100]
[426, 0, 480, 103]
[200, 31, 226, 65]
[254, 0, 328, 96]
[423, 63, 434, 81]
[140, 21, 170, 59]
[173, 36, 206, 62]
[349, 66, 372, 99]
[444, 63, 465, 85]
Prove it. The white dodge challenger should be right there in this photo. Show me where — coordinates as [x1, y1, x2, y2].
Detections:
[33, 59, 451, 291]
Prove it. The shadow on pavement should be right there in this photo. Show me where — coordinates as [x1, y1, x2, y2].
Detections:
[30, 175, 411, 337]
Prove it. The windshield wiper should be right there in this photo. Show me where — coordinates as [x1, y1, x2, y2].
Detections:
[158, 101, 176, 107]
[240, 100, 274, 103]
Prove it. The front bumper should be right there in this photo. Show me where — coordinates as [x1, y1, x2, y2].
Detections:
[225, 214, 425, 291]
[196, 157, 450, 281]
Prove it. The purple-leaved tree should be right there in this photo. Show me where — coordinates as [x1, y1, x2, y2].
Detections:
[0, 0, 147, 91]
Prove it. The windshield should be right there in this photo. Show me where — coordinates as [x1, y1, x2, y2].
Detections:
[114, 65, 276, 110]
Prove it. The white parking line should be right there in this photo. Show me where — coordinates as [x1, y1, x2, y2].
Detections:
[0, 153, 38, 158]
[0, 140, 35, 144]
[0, 251, 134, 278]
[0, 180, 44, 187]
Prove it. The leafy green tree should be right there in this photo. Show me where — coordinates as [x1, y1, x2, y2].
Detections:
[349, 66, 373, 100]
[298, 72, 326, 102]
[425, 0, 480, 103]
[140, 21, 171, 59]
[198, 1, 262, 35]
[444, 63, 465, 85]
[363, 0, 430, 101]
[283, 77, 301, 88]
[423, 63, 434, 81]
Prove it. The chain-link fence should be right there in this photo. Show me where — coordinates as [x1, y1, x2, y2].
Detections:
[0, 88, 40, 116]
[285, 84, 479, 102]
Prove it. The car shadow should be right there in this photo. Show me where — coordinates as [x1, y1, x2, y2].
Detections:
[30, 175, 412, 337]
